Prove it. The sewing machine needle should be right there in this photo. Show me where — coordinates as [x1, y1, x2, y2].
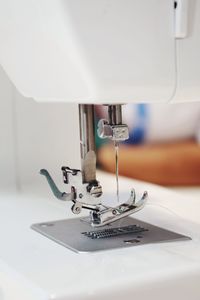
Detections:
[114, 141, 120, 202]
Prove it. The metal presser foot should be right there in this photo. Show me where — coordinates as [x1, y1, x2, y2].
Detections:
[39, 167, 148, 227]
[31, 166, 190, 253]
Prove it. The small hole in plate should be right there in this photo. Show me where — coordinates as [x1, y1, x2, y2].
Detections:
[137, 235, 143, 239]
[124, 239, 140, 244]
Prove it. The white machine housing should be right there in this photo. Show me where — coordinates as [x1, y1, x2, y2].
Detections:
[0, 0, 200, 103]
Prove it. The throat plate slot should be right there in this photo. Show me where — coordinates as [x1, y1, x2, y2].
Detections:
[82, 225, 148, 239]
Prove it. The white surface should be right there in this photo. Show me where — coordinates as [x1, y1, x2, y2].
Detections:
[14, 95, 80, 188]
[173, 0, 200, 102]
[0, 172, 200, 300]
[0, 67, 16, 190]
[0, 65, 81, 191]
[0, 0, 176, 103]
[175, 0, 189, 38]
[171, 185, 200, 200]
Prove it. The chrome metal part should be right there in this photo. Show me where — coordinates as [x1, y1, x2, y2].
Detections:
[98, 119, 129, 141]
[40, 167, 102, 208]
[97, 104, 129, 142]
[87, 180, 102, 198]
[40, 169, 75, 201]
[40, 104, 148, 228]
[31, 217, 191, 253]
[79, 104, 96, 183]
[108, 105, 122, 125]
[89, 190, 148, 227]
[40, 167, 148, 227]
[82, 224, 148, 239]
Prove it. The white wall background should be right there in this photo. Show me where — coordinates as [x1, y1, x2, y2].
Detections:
[0, 66, 16, 191]
[0, 65, 80, 193]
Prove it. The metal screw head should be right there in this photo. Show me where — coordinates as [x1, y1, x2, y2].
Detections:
[112, 209, 117, 215]
[79, 193, 83, 199]
[75, 207, 81, 213]
[71, 204, 81, 214]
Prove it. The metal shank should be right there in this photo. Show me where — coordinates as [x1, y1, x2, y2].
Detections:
[108, 105, 122, 125]
[79, 104, 96, 184]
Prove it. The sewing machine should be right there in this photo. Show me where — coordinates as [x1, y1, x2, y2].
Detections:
[0, 0, 199, 253]
[1, 1, 200, 299]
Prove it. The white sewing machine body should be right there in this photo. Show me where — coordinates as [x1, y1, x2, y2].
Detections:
[1, 0, 200, 228]
[0, 0, 200, 299]
[0, 0, 200, 103]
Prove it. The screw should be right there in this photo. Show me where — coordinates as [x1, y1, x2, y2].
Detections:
[112, 209, 117, 215]
[79, 193, 83, 198]
[119, 206, 124, 212]
[75, 207, 81, 213]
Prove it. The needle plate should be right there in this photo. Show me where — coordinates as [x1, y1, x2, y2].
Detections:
[31, 217, 191, 253]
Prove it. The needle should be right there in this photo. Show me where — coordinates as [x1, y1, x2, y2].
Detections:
[114, 141, 119, 202]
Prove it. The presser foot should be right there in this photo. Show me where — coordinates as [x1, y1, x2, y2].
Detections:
[36, 168, 190, 253]
[40, 167, 148, 227]
[89, 190, 148, 227]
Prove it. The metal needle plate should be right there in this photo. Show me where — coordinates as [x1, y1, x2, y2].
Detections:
[31, 217, 190, 253]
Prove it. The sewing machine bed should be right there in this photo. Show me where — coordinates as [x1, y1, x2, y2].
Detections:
[31, 216, 190, 253]
[1, 179, 200, 300]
